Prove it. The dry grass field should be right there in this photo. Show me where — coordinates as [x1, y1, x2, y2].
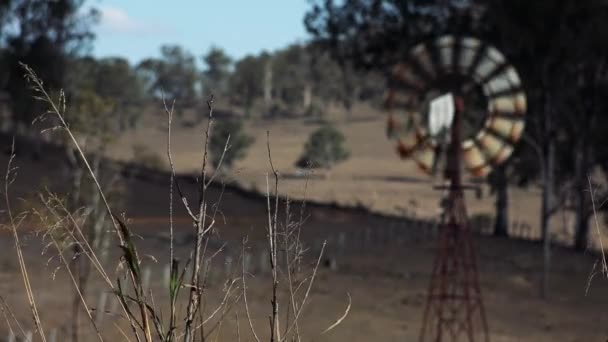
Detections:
[107, 105, 602, 249]
[0, 145, 607, 341]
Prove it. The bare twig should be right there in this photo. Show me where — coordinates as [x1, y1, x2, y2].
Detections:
[0, 296, 27, 339]
[242, 241, 261, 342]
[21, 64, 126, 246]
[22, 64, 149, 342]
[184, 95, 234, 342]
[588, 176, 608, 276]
[204, 135, 231, 189]
[163, 98, 198, 223]
[4, 140, 47, 342]
[163, 97, 176, 266]
[39, 206, 104, 341]
[320, 293, 351, 335]
[265, 131, 282, 342]
[280, 242, 325, 341]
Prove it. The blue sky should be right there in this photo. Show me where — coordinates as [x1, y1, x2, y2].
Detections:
[89, 1, 310, 65]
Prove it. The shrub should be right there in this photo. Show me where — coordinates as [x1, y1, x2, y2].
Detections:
[296, 124, 350, 170]
[209, 119, 254, 170]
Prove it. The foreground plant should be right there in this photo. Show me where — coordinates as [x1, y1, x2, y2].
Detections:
[3, 64, 348, 342]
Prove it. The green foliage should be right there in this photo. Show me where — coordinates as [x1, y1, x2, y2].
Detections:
[304, 0, 476, 70]
[209, 119, 254, 171]
[271, 44, 310, 112]
[228, 55, 266, 113]
[68, 56, 145, 134]
[136, 45, 199, 105]
[0, 0, 98, 132]
[202, 46, 232, 97]
[297, 124, 350, 170]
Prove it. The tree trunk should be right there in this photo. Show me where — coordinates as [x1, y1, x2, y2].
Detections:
[302, 82, 312, 114]
[263, 58, 273, 109]
[573, 140, 590, 251]
[539, 85, 556, 299]
[493, 165, 509, 237]
[339, 62, 353, 121]
[540, 113, 555, 300]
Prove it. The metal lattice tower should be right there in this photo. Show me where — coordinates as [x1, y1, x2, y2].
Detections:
[419, 97, 489, 342]
[385, 35, 527, 342]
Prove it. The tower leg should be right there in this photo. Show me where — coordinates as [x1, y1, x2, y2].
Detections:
[420, 96, 489, 342]
[419, 204, 489, 342]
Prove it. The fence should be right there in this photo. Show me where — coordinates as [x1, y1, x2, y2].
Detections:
[6, 212, 537, 341]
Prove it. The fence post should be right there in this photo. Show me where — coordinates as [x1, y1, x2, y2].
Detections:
[7, 329, 15, 342]
[48, 328, 58, 342]
[244, 252, 252, 273]
[142, 266, 152, 292]
[95, 291, 108, 325]
[259, 248, 269, 274]
[431, 219, 440, 237]
[224, 255, 233, 277]
[163, 263, 171, 288]
[108, 295, 119, 317]
[203, 260, 213, 285]
[337, 232, 346, 254]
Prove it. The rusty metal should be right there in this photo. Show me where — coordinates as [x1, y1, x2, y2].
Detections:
[386, 35, 526, 178]
[419, 96, 489, 342]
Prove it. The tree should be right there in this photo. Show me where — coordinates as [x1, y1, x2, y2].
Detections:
[0, 0, 98, 134]
[228, 55, 265, 116]
[136, 45, 199, 106]
[271, 44, 311, 115]
[296, 124, 350, 173]
[68, 56, 146, 132]
[209, 119, 254, 171]
[0, 3, 105, 340]
[202, 46, 232, 98]
[305, 0, 484, 71]
[555, 2, 608, 251]
[484, 0, 608, 264]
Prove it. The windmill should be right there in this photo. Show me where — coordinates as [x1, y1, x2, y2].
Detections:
[386, 35, 526, 342]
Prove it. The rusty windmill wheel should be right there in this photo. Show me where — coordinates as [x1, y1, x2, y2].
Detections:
[386, 35, 526, 178]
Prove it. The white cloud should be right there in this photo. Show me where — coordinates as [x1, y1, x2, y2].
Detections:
[98, 5, 171, 35]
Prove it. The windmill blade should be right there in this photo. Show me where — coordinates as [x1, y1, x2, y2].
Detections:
[412, 139, 438, 174]
[488, 92, 527, 115]
[428, 93, 455, 137]
[385, 88, 419, 110]
[457, 37, 482, 75]
[436, 36, 456, 73]
[396, 131, 423, 158]
[472, 46, 506, 83]
[475, 129, 515, 165]
[462, 139, 492, 177]
[410, 43, 438, 80]
[391, 63, 426, 91]
[485, 115, 525, 143]
[388, 110, 421, 139]
[483, 66, 523, 99]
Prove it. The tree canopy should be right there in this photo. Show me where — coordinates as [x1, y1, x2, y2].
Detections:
[305, 0, 608, 251]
